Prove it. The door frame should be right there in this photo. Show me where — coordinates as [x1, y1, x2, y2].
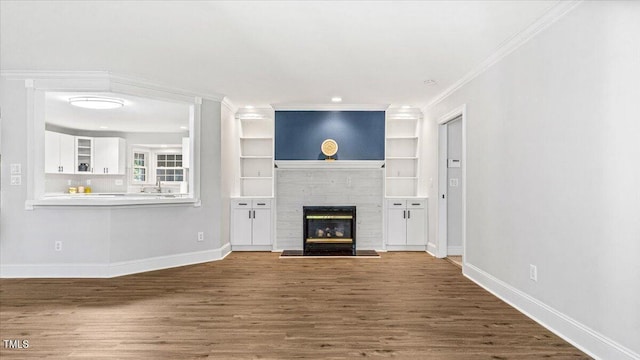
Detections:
[437, 104, 467, 261]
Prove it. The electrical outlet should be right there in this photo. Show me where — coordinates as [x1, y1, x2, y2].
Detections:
[68, 180, 72, 186]
[86, 179, 91, 185]
[115, 179, 123, 186]
[529, 264, 537, 282]
[55, 241, 63, 252]
[197, 232, 204, 242]
[10, 175, 21, 186]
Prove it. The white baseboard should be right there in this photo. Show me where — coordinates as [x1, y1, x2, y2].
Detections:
[0, 243, 232, 278]
[426, 242, 438, 256]
[464, 263, 639, 360]
[385, 245, 427, 251]
[447, 245, 463, 255]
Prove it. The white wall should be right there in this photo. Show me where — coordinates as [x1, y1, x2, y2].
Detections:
[220, 100, 239, 247]
[422, 2, 639, 358]
[0, 78, 229, 276]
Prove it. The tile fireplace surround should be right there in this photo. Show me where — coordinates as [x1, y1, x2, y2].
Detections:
[275, 166, 384, 250]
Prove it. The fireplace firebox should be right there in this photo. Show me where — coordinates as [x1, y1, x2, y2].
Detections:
[303, 206, 356, 256]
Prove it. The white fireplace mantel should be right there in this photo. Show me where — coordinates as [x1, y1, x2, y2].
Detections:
[274, 160, 385, 169]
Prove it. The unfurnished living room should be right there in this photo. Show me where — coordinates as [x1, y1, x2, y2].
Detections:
[0, 1, 638, 359]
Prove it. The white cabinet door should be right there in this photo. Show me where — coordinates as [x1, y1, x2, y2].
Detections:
[45, 131, 75, 174]
[94, 138, 125, 174]
[387, 207, 407, 245]
[44, 131, 60, 173]
[406, 208, 426, 245]
[59, 133, 75, 174]
[232, 206, 253, 245]
[252, 208, 271, 245]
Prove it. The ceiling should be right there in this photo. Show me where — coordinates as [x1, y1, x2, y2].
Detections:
[1, 1, 560, 109]
[45, 92, 190, 133]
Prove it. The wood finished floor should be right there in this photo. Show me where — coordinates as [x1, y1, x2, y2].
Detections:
[0, 252, 589, 359]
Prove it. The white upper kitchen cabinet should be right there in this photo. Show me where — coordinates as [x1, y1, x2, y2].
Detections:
[44, 131, 75, 174]
[93, 137, 126, 175]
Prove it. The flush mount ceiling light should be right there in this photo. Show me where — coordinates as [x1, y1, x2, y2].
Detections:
[331, 97, 342, 103]
[69, 96, 124, 109]
[423, 79, 438, 86]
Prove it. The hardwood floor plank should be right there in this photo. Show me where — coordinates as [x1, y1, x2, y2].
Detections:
[1, 252, 590, 359]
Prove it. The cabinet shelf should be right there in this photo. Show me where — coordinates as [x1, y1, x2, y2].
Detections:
[386, 176, 418, 180]
[386, 157, 418, 160]
[240, 156, 272, 159]
[237, 112, 274, 197]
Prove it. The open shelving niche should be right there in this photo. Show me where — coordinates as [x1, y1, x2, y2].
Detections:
[385, 108, 423, 197]
[236, 108, 274, 197]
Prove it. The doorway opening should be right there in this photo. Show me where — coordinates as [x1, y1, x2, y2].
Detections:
[437, 105, 466, 267]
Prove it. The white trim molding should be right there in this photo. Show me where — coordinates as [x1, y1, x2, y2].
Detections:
[272, 104, 389, 111]
[423, 0, 582, 110]
[436, 104, 467, 259]
[464, 263, 640, 360]
[275, 160, 385, 169]
[0, 244, 231, 279]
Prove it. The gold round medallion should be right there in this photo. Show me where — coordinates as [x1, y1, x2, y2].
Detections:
[321, 139, 338, 157]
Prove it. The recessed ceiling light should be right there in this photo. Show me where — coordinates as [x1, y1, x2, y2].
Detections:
[99, 126, 108, 129]
[423, 79, 437, 86]
[69, 96, 124, 109]
[401, 105, 411, 109]
[180, 126, 188, 130]
[331, 97, 342, 103]
[245, 105, 255, 109]
[161, 145, 168, 148]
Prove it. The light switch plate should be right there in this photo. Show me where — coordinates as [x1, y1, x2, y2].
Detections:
[10, 163, 22, 174]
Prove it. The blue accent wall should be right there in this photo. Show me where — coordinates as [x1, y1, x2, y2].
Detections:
[275, 111, 385, 160]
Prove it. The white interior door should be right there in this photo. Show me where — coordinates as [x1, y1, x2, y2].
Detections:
[446, 118, 463, 255]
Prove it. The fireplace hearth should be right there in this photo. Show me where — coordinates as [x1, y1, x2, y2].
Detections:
[303, 206, 356, 256]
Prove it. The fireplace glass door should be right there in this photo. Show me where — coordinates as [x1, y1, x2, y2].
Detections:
[303, 206, 356, 255]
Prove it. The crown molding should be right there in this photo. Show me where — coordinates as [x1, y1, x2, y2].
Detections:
[221, 96, 238, 113]
[423, 0, 583, 111]
[0, 70, 226, 102]
[386, 107, 423, 119]
[272, 103, 389, 111]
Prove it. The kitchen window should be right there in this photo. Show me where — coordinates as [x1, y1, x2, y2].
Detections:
[156, 154, 184, 182]
[133, 151, 149, 183]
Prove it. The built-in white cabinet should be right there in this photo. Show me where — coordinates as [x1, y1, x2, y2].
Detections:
[385, 109, 422, 197]
[237, 109, 274, 197]
[93, 137, 126, 174]
[386, 198, 427, 250]
[231, 198, 273, 250]
[45, 131, 126, 174]
[45, 131, 75, 174]
[75, 136, 93, 173]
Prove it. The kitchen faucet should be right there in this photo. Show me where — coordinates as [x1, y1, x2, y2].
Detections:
[156, 178, 162, 193]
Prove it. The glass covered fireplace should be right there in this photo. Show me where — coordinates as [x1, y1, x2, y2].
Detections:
[303, 206, 356, 256]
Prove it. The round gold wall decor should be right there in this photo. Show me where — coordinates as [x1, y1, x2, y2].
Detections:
[321, 139, 338, 157]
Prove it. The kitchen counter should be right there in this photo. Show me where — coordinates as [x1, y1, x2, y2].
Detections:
[28, 192, 198, 209]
